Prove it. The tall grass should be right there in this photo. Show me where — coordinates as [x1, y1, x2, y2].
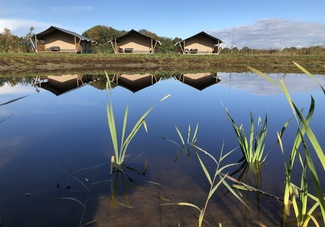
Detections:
[105, 71, 170, 168]
[249, 63, 325, 227]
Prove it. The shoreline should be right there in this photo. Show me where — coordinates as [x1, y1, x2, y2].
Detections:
[1, 53, 325, 76]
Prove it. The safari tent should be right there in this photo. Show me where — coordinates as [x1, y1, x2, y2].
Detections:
[109, 29, 161, 54]
[176, 31, 223, 54]
[33, 26, 94, 53]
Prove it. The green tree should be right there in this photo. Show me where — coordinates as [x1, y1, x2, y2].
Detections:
[82, 25, 124, 53]
[0, 28, 21, 52]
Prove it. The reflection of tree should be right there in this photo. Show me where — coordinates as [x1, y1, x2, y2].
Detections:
[0, 76, 37, 87]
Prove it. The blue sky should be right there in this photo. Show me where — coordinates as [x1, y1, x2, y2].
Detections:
[1, 0, 325, 49]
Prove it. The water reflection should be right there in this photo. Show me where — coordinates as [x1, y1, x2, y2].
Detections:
[34, 74, 95, 96]
[0, 71, 324, 226]
[174, 72, 221, 90]
[219, 72, 325, 95]
[112, 74, 162, 93]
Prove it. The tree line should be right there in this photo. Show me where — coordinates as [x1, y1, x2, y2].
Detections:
[1, 25, 325, 55]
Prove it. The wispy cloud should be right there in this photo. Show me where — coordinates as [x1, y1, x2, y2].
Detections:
[209, 19, 325, 49]
[0, 18, 53, 36]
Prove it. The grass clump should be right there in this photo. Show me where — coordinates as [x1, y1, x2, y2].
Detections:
[225, 109, 268, 165]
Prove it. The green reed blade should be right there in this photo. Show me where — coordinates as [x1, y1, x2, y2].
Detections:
[192, 144, 218, 164]
[160, 94, 172, 102]
[247, 66, 280, 87]
[293, 61, 325, 94]
[195, 151, 212, 185]
[221, 175, 249, 210]
[299, 154, 308, 222]
[192, 123, 199, 143]
[249, 112, 255, 162]
[187, 125, 191, 144]
[301, 132, 325, 224]
[175, 126, 185, 145]
[107, 102, 120, 164]
[292, 101, 325, 170]
[120, 105, 129, 159]
[120, 107, 154, 163]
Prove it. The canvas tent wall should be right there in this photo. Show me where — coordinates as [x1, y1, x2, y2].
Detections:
[176, 31, 223, 54]
[34, 26, 93, 53]
[110, 29, 161, 54]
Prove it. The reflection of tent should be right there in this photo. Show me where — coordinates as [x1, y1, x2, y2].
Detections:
[112, 74, 160, 92]
[175, 73, 220, 90]
[35, 74, 94, 95]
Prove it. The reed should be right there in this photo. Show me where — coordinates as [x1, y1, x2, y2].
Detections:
[249, 63, 325, 227]
[225, 109, 268, 165]
[105, 71, 171, 168]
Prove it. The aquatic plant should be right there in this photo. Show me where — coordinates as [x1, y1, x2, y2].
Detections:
[225, 108, 268, 165]
[164, 125, 246, 227]
[163, 124, 199, 162]
[249, 63, 325, 227]
[105, 71, 170, 168]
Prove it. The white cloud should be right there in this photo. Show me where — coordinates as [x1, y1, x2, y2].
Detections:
[0, 18, 53, 37]
[208, 19, 325, 49]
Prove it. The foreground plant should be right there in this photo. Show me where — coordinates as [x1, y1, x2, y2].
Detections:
[105, 71, 171, 169]
[249, 63, 325, 227]
[225, 108, 268, 165]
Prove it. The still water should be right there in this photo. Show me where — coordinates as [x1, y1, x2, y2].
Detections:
[0, 72, 324, 226]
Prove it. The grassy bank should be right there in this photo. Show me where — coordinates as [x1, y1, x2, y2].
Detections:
[1, 53, 325, 76]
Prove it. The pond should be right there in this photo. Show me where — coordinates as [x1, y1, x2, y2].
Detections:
[0, 71, 324, 226]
